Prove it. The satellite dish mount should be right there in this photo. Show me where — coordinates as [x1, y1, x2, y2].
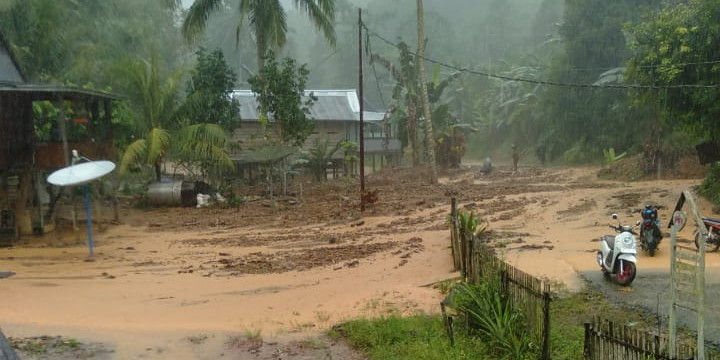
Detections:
[47, 150, 116, 259]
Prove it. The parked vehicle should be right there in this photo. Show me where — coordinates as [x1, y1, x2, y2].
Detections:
[596, 214, 638, 286]
[638, 205, 662, 256]
[694, 217, 720, 252]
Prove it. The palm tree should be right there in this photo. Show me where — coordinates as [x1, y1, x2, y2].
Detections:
[117, 53, 234, 183]
[182, 0, 335, 72]
[117, 53, 183, 181]
[416, 0, 437, 184]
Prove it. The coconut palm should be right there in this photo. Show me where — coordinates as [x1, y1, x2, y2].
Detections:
[182, 0, 335, 72]
[117, 53, 183, 181]
[117, 53, 234, 182]
[416, 0, 437, 184]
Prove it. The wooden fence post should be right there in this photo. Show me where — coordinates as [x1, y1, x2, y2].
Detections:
[584, 322, 591, 359]
[542, 290, 551, 360]
[450, 197, 458, 270]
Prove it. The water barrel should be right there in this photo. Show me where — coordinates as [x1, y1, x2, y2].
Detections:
[147, 181, 198, 206]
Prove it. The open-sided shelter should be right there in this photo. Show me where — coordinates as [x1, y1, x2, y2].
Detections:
[0, 32, 120, 242]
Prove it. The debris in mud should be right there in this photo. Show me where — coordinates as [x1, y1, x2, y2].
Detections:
[557, 198, 597, 219]
[518, 244, 554, 251]
[204, 242, 399, 275]
[10, 335, 113, 360]
[350, 220, 365, 227]
[345, 260, 359, 267]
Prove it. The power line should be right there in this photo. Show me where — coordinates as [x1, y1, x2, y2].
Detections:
[309, 32, 355, 73]
[366, 31, 388, 109]
[361, 23, 720, 90]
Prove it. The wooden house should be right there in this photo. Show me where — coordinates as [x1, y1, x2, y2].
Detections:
[0, 32, 120, 242]
[230, 89, 401, 181]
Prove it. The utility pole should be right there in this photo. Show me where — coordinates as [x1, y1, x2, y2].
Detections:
[358, 8, 366, 211]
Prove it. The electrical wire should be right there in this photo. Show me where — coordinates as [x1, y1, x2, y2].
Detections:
[361, 22, 720, 90]
[309, 32, 355, 73]
[367, 32, 388, 109]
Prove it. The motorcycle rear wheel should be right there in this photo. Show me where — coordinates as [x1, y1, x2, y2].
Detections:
[615, 261, 636, 286]
[694, 232, 720, 252]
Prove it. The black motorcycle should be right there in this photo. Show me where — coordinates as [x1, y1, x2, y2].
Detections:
[638, 205, 662, 256]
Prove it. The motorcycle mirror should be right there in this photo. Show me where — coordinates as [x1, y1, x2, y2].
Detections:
[611, 213, 618, 220]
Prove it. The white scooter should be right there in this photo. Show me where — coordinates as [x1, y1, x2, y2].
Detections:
[596, 214, 638, 286]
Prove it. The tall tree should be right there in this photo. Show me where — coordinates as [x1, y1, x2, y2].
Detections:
[182, 0, 336, 72]
[248, 51, 315, 147]
[371, 42, 421, 166]
[416, 0, 437, 183]
[0, 0, 68, 81]
[182, 48, 241, 130]
[626, 0, 720, 142]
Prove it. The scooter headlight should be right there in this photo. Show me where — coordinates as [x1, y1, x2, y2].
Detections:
[623, 237, 634, 246]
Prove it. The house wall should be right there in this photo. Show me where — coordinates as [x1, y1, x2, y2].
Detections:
[0, 94, 33, 170]
[231, 121, 354, 160]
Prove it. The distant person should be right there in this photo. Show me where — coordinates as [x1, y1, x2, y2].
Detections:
[512, 144, 520, 172]
[535, 143, 546, 166]
[480, 157, 492, 175]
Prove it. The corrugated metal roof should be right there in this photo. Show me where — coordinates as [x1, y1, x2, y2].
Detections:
[0, 83, 122, 101]
[0, 32, 24, 83]
[232, 89, 384, 122]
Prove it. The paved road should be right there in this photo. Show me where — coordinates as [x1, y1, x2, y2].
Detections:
[580, 261, 720, 349]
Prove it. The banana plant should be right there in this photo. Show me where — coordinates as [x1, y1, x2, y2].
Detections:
[603, 147, 627, 164]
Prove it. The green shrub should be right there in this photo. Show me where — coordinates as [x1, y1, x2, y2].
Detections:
[446, 281, 538, 360]
[699, 163, 720, 205]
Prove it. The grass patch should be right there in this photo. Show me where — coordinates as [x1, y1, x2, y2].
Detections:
[550, 287, 657, 359]
[331, 314, 491, 359]
[332, 285, 665, 360]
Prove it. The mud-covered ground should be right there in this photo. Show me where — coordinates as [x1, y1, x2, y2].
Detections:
[2, 159, 717, 359]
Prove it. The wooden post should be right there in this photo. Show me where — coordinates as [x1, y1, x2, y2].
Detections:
[542, 290, 551, 360]
[583, 322, 591, 359]
[450, 198, 458, 270]
[358, 8, 365, 212]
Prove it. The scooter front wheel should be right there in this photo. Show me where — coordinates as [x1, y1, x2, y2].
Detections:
[615, 260, 636, 286]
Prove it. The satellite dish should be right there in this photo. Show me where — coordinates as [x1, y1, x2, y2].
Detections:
[47, 160, 116, 186]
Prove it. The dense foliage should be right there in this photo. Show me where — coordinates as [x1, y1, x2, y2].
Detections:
[626, 0, 720, 143]
[248, 51, 315, 147]
[2, 0, 720, 190]
[182, 48, 241, 130]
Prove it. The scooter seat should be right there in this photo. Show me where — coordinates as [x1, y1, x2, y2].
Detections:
[602, 235, 615, 249]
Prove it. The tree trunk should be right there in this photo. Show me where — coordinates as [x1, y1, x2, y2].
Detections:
[256, 41, 265, 75]
[407, 97, 419, 166]
[416, 0, 437, 184]
[154, 162, 162, 182]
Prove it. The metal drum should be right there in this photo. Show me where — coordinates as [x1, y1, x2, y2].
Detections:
[146, 181, 198, 206]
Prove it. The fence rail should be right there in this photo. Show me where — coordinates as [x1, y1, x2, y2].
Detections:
[584, 316, 717, 360]
[447, 197, 551, 360]
[446, 197, 718, 360]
